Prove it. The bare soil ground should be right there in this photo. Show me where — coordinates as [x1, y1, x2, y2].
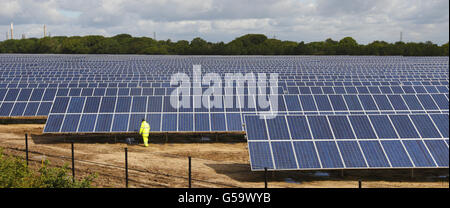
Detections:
[0, 124, 448, 188]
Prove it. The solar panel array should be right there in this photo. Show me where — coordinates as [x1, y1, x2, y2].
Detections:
[245, 114, 448, 170]
[1, 54, 448, 170]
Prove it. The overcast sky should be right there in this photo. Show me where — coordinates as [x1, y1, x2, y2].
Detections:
[0, 0, 448, 44]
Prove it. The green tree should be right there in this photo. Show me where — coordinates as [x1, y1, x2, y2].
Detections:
[337, 37, 360, 55]
[92, 38, 121, 54]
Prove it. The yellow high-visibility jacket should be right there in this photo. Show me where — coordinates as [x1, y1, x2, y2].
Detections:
[139, 121, 150, 136]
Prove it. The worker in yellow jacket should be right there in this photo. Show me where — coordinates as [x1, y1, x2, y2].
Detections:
[139, 118, 150, 147]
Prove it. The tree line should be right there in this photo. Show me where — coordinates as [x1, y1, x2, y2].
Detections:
[0, 33, 448, 56]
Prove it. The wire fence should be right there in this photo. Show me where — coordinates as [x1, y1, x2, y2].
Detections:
[2, 134, 446, 188]
[0, 133, 250, 188]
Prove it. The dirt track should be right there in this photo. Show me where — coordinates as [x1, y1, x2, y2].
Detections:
[0, 124, 448, 188]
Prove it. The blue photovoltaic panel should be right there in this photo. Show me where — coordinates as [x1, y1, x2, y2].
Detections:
[131, 96, 147, 112]
[329, 95, 347, 111]
[78, 114, 97, 132]
[389, 115, 419, 138]
[299, 95, 317, 111]
[359, 141, 390, 168]
[195, 113, 210, 131]
[348, 115, 377, 139]
[402, 95, 423, 110]
[178, 113, 193, 131]
[430, 114, 449, 138]
[271, 142, 297, 169]
[424, 140, 449, 167]
[147, 96, 163, 112]
[248, 142, 274, 170]
[211, 113, 226, 131]
[359, 95, 378, 111]
[284, 95, 302, 111]
[42, 89, 57, 101]
[226, 113, 242, 131]
[343, 95, 363, 110]
[369, 115, 398, 139]
[308, 116, 334, 139]
[67, 97, 85, 113]
[44, 114, 64, 133]
[372, 95, 393, 110]
[10, 103, 26, 116]
[0, 89, 6, 101]
[381, 140, 414, 167]
[37, 102, 52, 116]
[337, 141, 367, 168]
[266, 116, 290, 140]
[314, 95, 332, 111]
[328, 116, 355, 139]
[402, 140, 436, 167]
[146, 114, 161, 132]
[17, 89, 32, 101]
[292, 141, 321, 169]
[4, 89, 19, 101]
[61, 114, 81, 132]
[51, 97, 70, 113]
[162, 114, 177, 131]
[116, 97, 131, 112]
[0, 103, 14, 116]
[417, 95, 439, 110]
[245, 115, 268, 140]
[95, 114, 113, 132]
[315, 141, 344, 168]
[23, 102, 39, 116]
[431, 94, 449, 110]
[388, 95, 409, 110]
[409, 115, 441, 138]
[286, 116, 312, 139]
[99, 97, 116, 113]
[84, 97, 101, 113]
[163, 96, 177, 112]
[112, 114, 129, 132]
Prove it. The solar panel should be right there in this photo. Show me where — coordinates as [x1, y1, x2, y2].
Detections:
[245, 114, 449, 170]
[0, 54, 448, 172]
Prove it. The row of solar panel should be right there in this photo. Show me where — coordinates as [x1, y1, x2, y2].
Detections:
[43, 112, 244, 133]
[0, 102, 52, 117]
[1, 80, 448, 88]
[247, 139, 449, 170]
[244, 114, 449, 141]
[280, 85, 448, 94]
[0, 77, 449, 88]
[5, 102, 448, 118]
[3, 67, 447, 71]
[1, 85, 448, 100]
[33, 93, 449, 115]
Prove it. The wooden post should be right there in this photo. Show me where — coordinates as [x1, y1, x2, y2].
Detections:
[188, 156, 192, 188]
[125, 147, 128, 188]
[264, 167, 268, 188]
[71, 142, 75, 182]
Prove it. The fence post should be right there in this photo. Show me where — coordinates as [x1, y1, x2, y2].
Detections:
[125, 147, 128, 188]
[264, 167, 268, 188]
[188, 156, 192, 188]
[71, 142, 75, 183]
[25, 134, 29, 166]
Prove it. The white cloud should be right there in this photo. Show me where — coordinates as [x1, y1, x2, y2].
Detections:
[0, 0, 448, 44]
